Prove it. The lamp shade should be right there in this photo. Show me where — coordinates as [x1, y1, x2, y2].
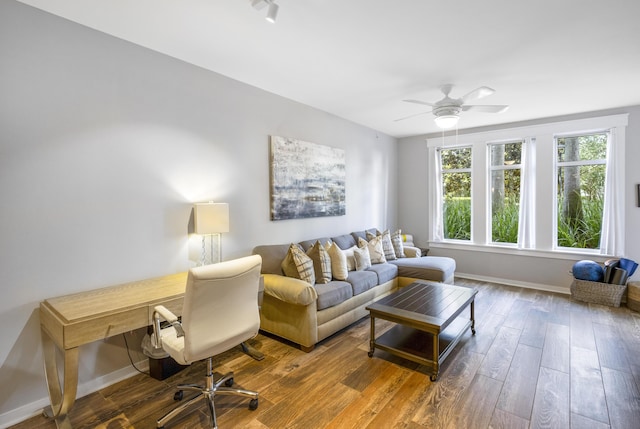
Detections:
[194, 203, 229, 234]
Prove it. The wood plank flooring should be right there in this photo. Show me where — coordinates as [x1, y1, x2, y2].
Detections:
[11, 279, 640, 429]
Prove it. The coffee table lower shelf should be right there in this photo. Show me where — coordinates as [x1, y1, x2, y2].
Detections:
[368, 317, 471, 381]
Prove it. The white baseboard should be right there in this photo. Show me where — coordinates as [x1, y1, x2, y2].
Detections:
[455, 272, 571, 295]
[0, 359, 149, 429]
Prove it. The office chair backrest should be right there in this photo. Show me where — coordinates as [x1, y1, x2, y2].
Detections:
[181, 254, 262, 363]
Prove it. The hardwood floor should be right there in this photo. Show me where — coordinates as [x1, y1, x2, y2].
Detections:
[12, 280, 640, 429]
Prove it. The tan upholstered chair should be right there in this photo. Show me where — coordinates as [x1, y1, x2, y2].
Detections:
[152, 255, 262, 428]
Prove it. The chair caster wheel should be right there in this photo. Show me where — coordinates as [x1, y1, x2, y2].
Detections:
[249, 398, 259, 410]
[174, 390, 184, 401]
[225, 377, 234, 387]
[368, 351, 374, 358]
[430, 374, 438, 382]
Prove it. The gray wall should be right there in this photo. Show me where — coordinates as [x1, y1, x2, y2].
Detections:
[399, 106, 640, 291]
[0, 2, 397, 424]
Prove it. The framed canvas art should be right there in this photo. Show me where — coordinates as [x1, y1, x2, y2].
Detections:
[270, 136, 345, 220]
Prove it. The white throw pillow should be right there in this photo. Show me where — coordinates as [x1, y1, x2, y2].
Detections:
[354, 246, 372, 271]
[358, 236, 386, 264]
[325, 241, 348, 280]
[390, 229, 406, 258]
[342, 245, 358, 271]
[380, 230, 397, 260]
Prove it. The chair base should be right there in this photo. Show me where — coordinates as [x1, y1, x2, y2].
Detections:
[157, 358, 258, 429]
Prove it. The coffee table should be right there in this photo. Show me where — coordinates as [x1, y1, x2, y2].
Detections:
[366, 281, 477, 381]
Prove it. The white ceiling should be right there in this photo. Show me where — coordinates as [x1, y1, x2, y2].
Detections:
[16, 0, 640, 138]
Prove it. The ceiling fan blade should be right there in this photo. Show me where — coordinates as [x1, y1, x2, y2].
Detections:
[462, 104, 509, 113]
[460, 86, 495, 103]
[394, 110, 433, 122]
[403, 99, 436, 107]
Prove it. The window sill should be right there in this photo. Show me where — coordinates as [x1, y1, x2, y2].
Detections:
[428, 241, 613, 262]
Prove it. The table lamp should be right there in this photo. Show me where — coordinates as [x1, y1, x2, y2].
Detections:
[194, 202, 229, 265]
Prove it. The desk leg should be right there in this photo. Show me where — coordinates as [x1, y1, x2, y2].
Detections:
[41, 327, 78, 429]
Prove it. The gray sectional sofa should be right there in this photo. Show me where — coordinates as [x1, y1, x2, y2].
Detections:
[252, 228, 456, 351]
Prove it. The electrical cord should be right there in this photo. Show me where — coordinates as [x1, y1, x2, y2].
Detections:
[122, 332, 149, 375]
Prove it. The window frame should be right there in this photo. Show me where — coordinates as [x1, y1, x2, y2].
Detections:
[439, 145, 473, 241]
[487, 140, 524, 246]
[426, 114, 628, 259]
[553, 132, 609, 251]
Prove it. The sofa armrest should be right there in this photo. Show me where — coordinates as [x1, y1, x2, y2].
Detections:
[402, 245, 421, 258]
[262, 274, 318, 306]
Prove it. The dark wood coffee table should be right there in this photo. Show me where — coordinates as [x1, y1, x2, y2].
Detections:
[366, 281, 477, 381]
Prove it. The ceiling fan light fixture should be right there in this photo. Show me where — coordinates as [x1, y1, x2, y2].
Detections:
[434, 115, 460, 129]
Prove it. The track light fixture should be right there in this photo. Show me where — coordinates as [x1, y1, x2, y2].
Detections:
[251, 0, 279, 23]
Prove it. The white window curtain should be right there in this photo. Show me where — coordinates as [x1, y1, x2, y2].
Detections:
[517, 138, 535, 249]
[432, 148, 444, 241]
[600, 129, 624, 256]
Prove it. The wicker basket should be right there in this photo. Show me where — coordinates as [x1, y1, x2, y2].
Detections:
[570, 279, 627, 307]
[628, 281, 640, 312]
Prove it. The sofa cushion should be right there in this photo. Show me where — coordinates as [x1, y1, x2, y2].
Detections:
[351, 228, 377, 243]
[299, 237, 331, 252]
[325, 241, 348, 280]
[366, 263, 398, 284]
[252, 244, 290, 275]
[345, 270, 378, 295]
[331, 233, 357, 250]
[314, 281, 353, 310]
[390, 256, 456, 283]
[307, 241, 332, 284]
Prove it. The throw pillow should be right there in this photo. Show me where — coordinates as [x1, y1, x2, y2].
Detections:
[307, 241, 332, 284]
[325, 241, 348, 280]
[281, 244, 302, 278]
[289, 244, 315, 285]
[390, 229, 406, 258]
[343, 245, 358, 271]
[354, 245, 372, 271]
[358, 236, 386, 264]
[380, 230, 397, 260]
[366, 230, 379, 241]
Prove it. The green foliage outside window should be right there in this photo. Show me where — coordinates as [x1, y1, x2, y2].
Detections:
[556, 134, 606, 249]
[441, 147, 471, 240]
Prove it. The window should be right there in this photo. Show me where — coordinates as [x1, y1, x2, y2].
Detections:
[427, 114, 627, 256]
[489, 141, 522, 244]
[556, 133, 607, 249]
[440, 146, 472, 240]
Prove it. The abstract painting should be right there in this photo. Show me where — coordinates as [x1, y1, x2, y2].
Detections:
[270, 136, 345, 220]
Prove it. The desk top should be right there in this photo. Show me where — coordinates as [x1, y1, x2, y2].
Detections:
[42, 272, 188, 324]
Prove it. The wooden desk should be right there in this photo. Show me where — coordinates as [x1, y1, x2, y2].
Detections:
[40, 272, 188, 429]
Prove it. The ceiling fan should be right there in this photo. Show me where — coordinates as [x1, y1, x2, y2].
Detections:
[396, 84, 509, 129]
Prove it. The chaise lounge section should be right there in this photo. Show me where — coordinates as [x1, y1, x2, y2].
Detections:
[252, 228, 455, 351]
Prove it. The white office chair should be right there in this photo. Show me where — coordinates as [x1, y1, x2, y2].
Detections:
[152, 255, 262, 428]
